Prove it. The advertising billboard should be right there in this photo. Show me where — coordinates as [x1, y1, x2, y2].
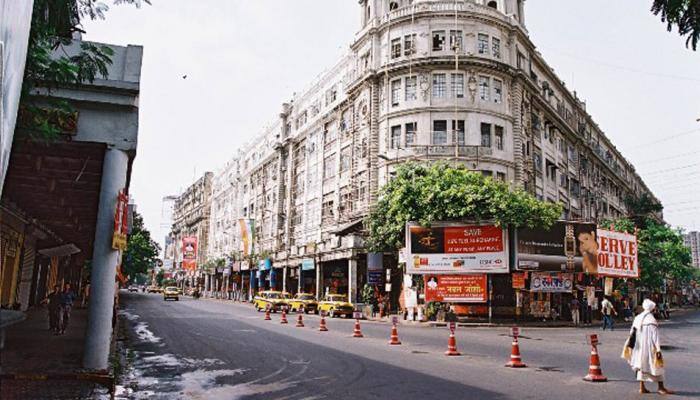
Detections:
[596, 228, 639, 278]
[529, 272, 573, 293]
[239, 218, 254, 256]
[182, 237, 197, 270]
[406, 223, 508, 274]
[516, 221, 597, 273]
[424, 274, 488, 303]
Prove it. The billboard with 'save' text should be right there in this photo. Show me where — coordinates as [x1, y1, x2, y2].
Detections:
[406, 222, 508, 274]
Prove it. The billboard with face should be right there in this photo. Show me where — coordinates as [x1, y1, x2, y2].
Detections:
[517, 221, 598, 273]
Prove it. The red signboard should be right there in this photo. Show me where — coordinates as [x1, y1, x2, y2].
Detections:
[596, 228, 639, 278]
[512, 273, 526, 289]
[111, 189, 129, 250]
[424, 274, 487, 303]
[182, 237, 198, 270]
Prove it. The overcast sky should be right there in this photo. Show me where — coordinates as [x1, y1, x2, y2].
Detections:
[83, 1, 700, 249]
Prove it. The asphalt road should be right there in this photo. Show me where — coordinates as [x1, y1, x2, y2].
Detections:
[117, 292, 700, 400]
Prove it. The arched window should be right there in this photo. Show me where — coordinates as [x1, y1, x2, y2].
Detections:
[487, 1, 498, 9]
[389, 1, 399, 11]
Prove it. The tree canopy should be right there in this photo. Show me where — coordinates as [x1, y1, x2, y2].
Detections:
[365, 163, 563, 251]
[123, 211, 161, 281]
[601, 218, 694, 290]
[651, 0, 700, 50]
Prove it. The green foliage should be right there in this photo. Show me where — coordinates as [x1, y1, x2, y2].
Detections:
[155, 269, 165, 287]
[203, 257, 227, 273]
[365, 163, 563, 251]
[123, 212, 161, 280]
[624, 193, 663, 228]
[361, 284, 377, 305]
[651, 0, 700, 50]
[19, 0, 148, 141]
[600, 218, 694, 290]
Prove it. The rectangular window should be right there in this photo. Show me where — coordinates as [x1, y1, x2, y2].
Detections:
[449, 30, 463, 51]
[452, 120, 465, 145]
[391, 79, 401, 106]
[493, 79, 503, 103]
[432, 73, 447, 98]
[405, 76, 417, 101]
[479, 76, 490, 101]
[495, 125, 504, 150]
[481, 170, 493, 178]
[478, 33, 489, 54]
[432, 30, 446, 51]
[324, 155, 336, 179]
[391, 38, 401, 59]
[403, 34, 416, 56]
[496, 172, 506, 181]
[390, 125, 402, 149]
[492, 37, 501, 59]
[405, 122, 417, 146]
[451, 73, 464, 98]
[480, 123, 492, 147]
[432, 120, 448, 145]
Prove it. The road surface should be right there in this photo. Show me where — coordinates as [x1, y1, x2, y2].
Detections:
[116, 292, 700, 399]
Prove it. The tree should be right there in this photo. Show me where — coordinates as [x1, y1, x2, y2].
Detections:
[624, 193, 663, 228]
[19, 0, 149, 141]
[366, 163, 563, 251]
[600, 218, 694, 290]
[651, 0, 700, 50]
[123, 211, 161, 281]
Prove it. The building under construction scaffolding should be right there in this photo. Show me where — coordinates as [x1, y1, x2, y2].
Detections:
[195, 0, 659, 305]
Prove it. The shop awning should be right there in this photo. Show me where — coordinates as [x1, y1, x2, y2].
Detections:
[333, 218, 364, 236]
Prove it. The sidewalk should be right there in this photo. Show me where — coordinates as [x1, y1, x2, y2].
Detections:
[0, 306, 110, 399]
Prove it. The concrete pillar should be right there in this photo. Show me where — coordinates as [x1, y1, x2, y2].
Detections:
[282, 266, 287, 293]
[297, 267, 302, 293]
[348, 258, 358, 304]
[83, 148, 128, 371]
[315, 263, 322, 299]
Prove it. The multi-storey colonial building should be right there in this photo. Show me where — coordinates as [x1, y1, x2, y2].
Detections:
[204, 0, 660, 303]
[684, 231, 700, 269]
[171, 172, 213, 284]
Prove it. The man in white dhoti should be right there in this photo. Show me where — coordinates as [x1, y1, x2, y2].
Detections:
[627, 299, 674, 394]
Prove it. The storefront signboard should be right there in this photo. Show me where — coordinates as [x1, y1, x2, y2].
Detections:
[596, 228, 639, 278]
[301, 258, 315, 271]
[406, 223, 508, 274]
[512, 273, 526, 289]
[424, 274, 488, 303]
[529, 272, 573, 293]
[111, 189, 129, 250]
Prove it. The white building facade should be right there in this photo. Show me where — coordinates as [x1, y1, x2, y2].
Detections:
[684, 231, 700, 269]
[207, 0, 659, 303]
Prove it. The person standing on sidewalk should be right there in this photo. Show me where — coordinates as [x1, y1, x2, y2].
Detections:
[80, 281, 90, 308]
[41, 285, 62, 333]
[58, 283, 76, 335]
[601, 296, 617, 330]
[570, 297, 580, 327]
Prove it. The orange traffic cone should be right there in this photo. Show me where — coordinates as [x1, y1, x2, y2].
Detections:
[280, 310, 288, 324]
[318, 315, 328, 332]
[505, 336, 526, 367]
[264, 308, 271, 321]
[583, 344, 608, 382]
[296, 313, 304, 327]
[388, 324, 401, 345]
[445, 331, 461, 356]
[353, 319, 364, 338]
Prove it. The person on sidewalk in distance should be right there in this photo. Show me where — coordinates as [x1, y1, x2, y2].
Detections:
[570, 296, 580, 327]
[601, 296, 617, 330]
[81, 281, 90, 308]
[658, 301, 670, 320]
[626, 299, 674, 395]
[58, 283, 77, 335]
[41, 285, 62, 333]
[623, 299, 633, 322]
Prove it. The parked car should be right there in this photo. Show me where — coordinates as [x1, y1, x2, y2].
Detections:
[147, 286, 160, 293]
[128, 285, 138, 292]
[318, 294, 354, 318]
[163, 286, 179, 301]
[287, 293, 318, 314]
[252, 290, 288, 312]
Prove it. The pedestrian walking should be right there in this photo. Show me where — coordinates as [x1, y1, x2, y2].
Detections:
[81, 281, 90, 308]
[582, 295, 593, 326]
[601, 296, 617, 330]
[571, 297, 580, 326]
[658, 301, 670, 320]
[623, 299, 633, 322]
[41, 285, 62, 333]
[58, 283, 77, 335]
[623, 299, 674, 394]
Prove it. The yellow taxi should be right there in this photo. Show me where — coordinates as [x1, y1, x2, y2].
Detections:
[163, 286, 179, 301]
[253, 290, 288, 312]
[317, 294, 354, 318]
[287, 293, 318, 314]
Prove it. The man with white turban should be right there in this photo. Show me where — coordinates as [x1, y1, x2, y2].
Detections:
[627, 299, 674, 394]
